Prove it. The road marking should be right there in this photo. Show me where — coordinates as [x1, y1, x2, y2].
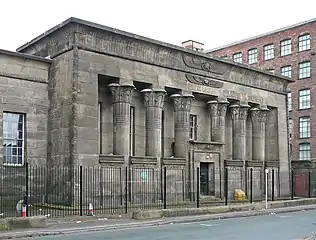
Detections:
[279, 215, 292, 218]
[200, 223, 220, 227]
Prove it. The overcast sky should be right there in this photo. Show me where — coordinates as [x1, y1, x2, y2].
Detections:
[1, 0, 316, 52]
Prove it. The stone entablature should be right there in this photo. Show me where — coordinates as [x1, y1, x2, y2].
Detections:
[16, 18, 293, 94]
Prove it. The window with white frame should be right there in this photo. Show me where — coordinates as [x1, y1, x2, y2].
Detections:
[299, 34, 311, 52]
[287, 92, 292, 111]
[281, 65, 292, 78]
[299, 89, 311, 109]
[299, 61, 311, 79]
[233, 52, 242, 63]
[189, 114, 197, 140]
[299, 143, 311, 161]
[3, 112, 25, 165]
[264, 44, 274, 60]
[299, 116, 311, 138]
[280, 39, 291, 56]
[248, 48, 258, 64]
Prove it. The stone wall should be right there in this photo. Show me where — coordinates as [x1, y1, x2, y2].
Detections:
[0, 50, 50, 166]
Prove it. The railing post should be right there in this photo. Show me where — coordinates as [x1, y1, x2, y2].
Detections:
[291, 169, 294, 200]
[163, 167, 167, 209]
[79, 165, 83, 216]
[225, 167, 228, 206]
[196, 167, 200, 208]
[272, 169, 275, 201]
[308, 170, 311, 198]
[125, 167, 128, 214]
[25, 162, 29, 217]
[250, 168, 253, 203]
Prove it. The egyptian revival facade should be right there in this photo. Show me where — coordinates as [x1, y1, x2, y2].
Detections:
[0, 18, 292, 202]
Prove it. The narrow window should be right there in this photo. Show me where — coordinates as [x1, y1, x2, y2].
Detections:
[189, 114, 198, 140]
[129, 106, 135, 156]
[3, 112, 25, 166]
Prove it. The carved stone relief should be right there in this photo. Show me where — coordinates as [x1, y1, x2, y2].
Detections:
[185, 74, 224, 88]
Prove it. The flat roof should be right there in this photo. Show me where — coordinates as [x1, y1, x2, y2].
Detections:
[0, 49, 51, 63]
[16, 17, 292, 83]
[206, 17, 316, 53]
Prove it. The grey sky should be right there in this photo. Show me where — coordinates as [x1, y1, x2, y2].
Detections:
[1, 0, 316, 52]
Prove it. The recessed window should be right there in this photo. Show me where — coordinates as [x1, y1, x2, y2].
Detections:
[3, 112, 25, 166]
[299, 89, 311, 110]
[130, 106, 135, 156]
[248, 48, 258, 64]
[299, 61, 311, 79]
[298, 34, 311, 52]
[281, 66, 292, 78]
[299, 116, 311, 138]
[288, 119, 293, 140]
[264, 44, 274, 60]
[299, 143, 310, 161]
[280, 39, 291, 56]
[287, 92, 292, 111]
[189, 114, 197, 140]
[233, 52, 242, 63]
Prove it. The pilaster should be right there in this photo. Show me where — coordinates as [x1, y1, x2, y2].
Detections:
[141, 88, 167, 157]
[108, 83, 135, 156]
[170, 93, 195, 158]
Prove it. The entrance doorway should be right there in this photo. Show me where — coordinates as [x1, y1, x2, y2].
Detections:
[200, 163, 209, 195]
[200, 162, 215, 196]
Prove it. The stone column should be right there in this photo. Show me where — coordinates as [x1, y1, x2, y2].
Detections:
[230, 104, 250, 160]
[141, 88, 167, 157]
[170, 93, 195, 158]
[250, 107, 269, 161]
[207, 100, 229, 143]
[108, 83, 135, 155]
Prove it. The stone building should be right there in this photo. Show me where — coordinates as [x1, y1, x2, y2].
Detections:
[1, 17, 292, 203]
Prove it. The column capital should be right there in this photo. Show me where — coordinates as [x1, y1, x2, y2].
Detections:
[250, 107, 269, 122]
[170, 93, 195, 112]
[207, 100, 229, 117]
[141, 88, 167, 108]
[108, 83, 135, 104]
[218, 100, 229, 117]
[239, 104, 250, 120]
[207, 100, 218, 117]
[229, 104, 250, 120]
[229, 104, 240, 120]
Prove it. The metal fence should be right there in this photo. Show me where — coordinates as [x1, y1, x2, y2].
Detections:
[0, 164, 299, 218]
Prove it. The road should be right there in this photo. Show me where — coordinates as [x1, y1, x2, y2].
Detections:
[37, 210, 316, 240]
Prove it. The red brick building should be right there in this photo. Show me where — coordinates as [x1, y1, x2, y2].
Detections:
[207, 18, 316, 162]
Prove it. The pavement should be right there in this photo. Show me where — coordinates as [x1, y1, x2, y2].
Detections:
[34, 209, 316, 239]
[1, 204, 316, 239]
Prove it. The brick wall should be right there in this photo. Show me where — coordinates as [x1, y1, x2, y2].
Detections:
[209, 21, 316, 161]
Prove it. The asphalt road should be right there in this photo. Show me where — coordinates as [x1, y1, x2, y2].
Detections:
[37, 210, 316, 240]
